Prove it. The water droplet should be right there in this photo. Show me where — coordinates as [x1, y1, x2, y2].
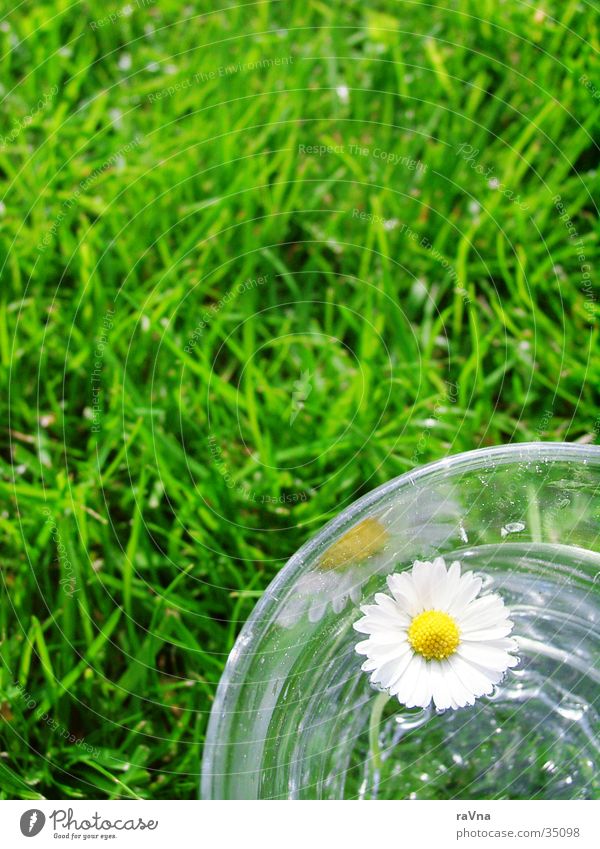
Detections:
[501, 521, 526, 537]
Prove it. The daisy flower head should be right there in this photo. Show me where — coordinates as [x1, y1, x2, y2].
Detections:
[354, 557, 519, 710]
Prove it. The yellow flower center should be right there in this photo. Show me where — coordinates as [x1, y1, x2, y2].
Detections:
[408, 609, 460, 660]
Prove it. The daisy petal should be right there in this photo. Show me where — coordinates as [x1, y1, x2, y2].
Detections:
[430, 662, 453, 710]
[462, 660, 506, 686]
[361, 642, 412, 673]
[448, 654, 496, 698]
[354, 606, 406, 629]
[417, 659, 437, 708]
[386, 572, 420, 614]
[359, 635, 411, 653]
[458, 593, 508, 627]
[460, 622, 514, 640]
[411, 657, 433, 709]
[371, 649, 413, 688]
[483, 637, 519, 652]
[381, 650, 415, 692]
[447, 571, 483, 616]
[410, 560, 434, 610]
[373, 592, 412, 624]
[439, 660, 475, 708]
[458, 641, 518, 672]
[430, 558, 461, 608]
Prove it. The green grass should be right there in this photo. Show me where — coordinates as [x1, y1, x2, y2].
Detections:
[0, 0, 598, 799]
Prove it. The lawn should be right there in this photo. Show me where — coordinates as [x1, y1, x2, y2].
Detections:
[0, 0, 598, 799]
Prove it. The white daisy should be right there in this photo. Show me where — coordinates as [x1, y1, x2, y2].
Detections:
[354, 557, 519, 710]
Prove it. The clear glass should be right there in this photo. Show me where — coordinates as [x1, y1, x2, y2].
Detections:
[202, 443, 600, 799]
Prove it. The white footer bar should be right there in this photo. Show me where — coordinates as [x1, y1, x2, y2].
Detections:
[0, 799, 597, 848]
